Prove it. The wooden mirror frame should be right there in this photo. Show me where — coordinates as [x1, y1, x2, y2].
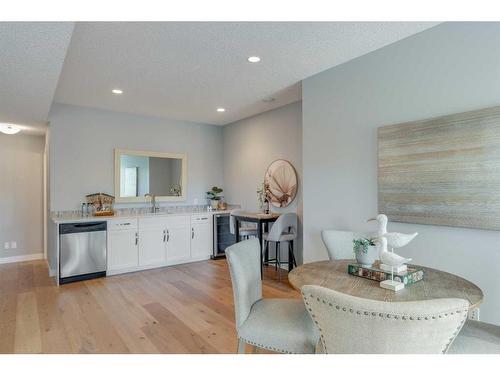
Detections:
[114, 148, 187, 203]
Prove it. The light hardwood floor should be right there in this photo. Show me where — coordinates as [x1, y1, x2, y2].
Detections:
[0, 259, 298, 354]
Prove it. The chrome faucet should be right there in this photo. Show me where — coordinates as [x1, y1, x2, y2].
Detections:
[145, 193, 159, 213]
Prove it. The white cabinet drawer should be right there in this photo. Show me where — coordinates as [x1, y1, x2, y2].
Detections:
[108, 218, 138, 231]
[191, 214, 211, 224]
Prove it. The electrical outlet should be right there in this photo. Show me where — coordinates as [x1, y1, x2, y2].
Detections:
[194, 198, 199, 205]
[4, 242, 10, 250]
[468, 308, 480, 321]
[10, 241, 17, 249]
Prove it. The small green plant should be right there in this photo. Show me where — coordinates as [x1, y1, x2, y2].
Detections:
[170, 184, 181, 196]
[353, 237, 377, 254]
[206, 186, 223, 201]
[257, 183, 267, 207]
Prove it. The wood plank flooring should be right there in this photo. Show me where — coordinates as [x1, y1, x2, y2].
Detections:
[0, 259, 298, 354]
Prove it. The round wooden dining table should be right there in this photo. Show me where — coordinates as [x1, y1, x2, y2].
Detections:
[288, 260, 484, 309]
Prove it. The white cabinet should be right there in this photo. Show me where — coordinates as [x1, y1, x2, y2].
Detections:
[107, 219, 139, 273]
[107, 213, 213, 275]
[191, 214, 212, 261]
[165, 216, 191, 265]
[138, 218, 166, 267]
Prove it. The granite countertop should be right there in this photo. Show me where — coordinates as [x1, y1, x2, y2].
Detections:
[51, 207, 235, 224]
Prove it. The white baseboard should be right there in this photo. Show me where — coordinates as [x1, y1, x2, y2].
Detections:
[0, 253, 44, 264]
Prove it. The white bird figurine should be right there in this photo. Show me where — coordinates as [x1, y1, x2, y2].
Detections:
[369, 213, 388, 237]
[368, 214, 418, 250]
[377, 237, 412, 268]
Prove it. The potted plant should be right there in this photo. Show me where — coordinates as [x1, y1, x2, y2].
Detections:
[206, 186, 223, 209]
[170, 184, 181, 197]
[353, 237, 378, 267]
[257, 183, 268, 213]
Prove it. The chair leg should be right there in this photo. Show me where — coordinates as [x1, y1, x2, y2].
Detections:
[261, 241, 266, 281]
[274, 242, 278, 271]
[289, 240, 297, 270]
[277, 242, 281, 281]
[264, 241, 269, 266]
[237, 338, 246, 354]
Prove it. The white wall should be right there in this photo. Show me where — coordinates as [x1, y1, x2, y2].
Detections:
[302, 22, 500, 324]
[223, 102, 303, 262]
[49, 103, 224, 211]
[0, 133, 44, 259]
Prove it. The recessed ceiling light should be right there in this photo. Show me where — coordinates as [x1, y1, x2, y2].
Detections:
[0, 123, 21, 135]
[247, 56, 261, 63]
[112, 89, 123, 94]
[217, 108, 226, 112]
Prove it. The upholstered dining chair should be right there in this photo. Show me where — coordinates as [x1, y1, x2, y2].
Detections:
[301, 285, 469, 354]
[225, 238, 318, 354]
[448, 319, 500, 354]
[321, 230, 354, 260]
[263, 212, 298, 279]
[230, 209, 258, 240]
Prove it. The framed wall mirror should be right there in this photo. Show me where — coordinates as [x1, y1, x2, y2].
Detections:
[114, 149, 187, 203]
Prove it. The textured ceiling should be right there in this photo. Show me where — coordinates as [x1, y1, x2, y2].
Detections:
[54, 22, 439, 125]
[0, 22, 74, 134]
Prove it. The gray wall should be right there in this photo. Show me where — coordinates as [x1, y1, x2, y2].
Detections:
[0, 133, 44, 259]
[223, 101, 303, 262]
[302, 22, 500, 324]
[49, 103, 224, 211]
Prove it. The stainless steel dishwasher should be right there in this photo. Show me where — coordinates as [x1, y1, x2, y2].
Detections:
[59, 221, 107, 284]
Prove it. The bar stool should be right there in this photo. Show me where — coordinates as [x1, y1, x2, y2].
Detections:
[263, 212, 298, 280]
[230, 209, 258, 240]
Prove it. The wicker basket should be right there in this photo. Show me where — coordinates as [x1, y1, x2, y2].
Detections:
[86, 193, 115, 216]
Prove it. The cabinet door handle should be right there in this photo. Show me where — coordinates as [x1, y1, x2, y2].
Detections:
[163, 230, 166, 243]
[166, 230, 170, 242]
[135, 232, 139, 245]
[192, 227, 195, 239]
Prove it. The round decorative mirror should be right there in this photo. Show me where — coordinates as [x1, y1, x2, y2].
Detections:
[264, 159, 298, 208]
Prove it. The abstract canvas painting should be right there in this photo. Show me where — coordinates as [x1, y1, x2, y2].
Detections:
[378, 105, 500, 230]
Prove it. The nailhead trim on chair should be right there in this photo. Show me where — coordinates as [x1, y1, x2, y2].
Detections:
[302, 291, 469, 354]
[238, 336, 295, 354]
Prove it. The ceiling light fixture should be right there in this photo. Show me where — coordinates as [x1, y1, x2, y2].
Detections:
[0, 123, 21, 135]
[247, 56, 261, 63]
[112, 89, 123, 94]
[217, 108, 226, 112]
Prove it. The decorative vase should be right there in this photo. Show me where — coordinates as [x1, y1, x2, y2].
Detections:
[355, 245, 377, 267]
[211, 200, 219, 210]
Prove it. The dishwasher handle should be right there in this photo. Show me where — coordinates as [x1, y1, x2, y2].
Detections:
[60, 221, 107, 234]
